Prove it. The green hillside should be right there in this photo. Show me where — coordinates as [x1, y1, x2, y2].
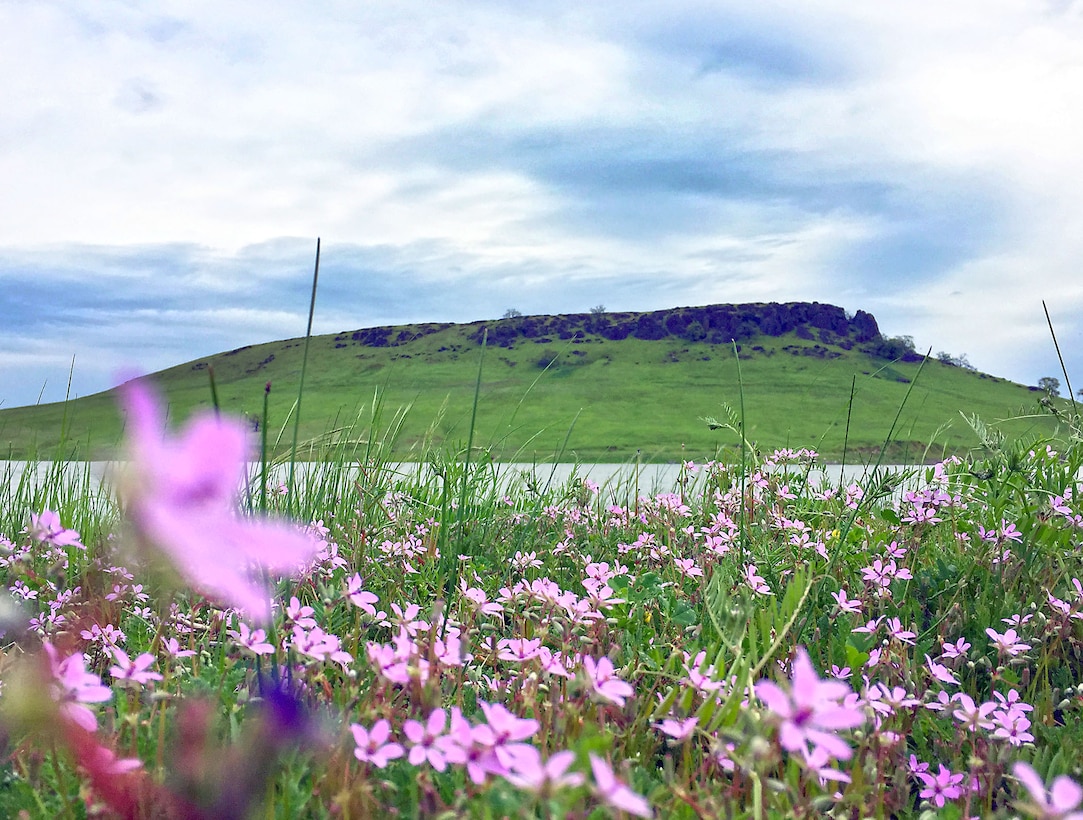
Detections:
[0, 303, 1062, 463]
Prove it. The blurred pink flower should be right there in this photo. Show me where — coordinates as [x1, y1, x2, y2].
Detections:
[590, 755, 652, 818]
[1012, 761, 1083, 820]
[43, 642, 113, 732]
[118, 380, 318, 621]
[505, 748, 584, 794]
[28, 510, 85, 550]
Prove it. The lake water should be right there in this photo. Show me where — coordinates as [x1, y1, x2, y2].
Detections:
[1, 460, 920, 498]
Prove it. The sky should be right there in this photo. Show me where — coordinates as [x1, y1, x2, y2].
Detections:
[3, 0, 1083, 409]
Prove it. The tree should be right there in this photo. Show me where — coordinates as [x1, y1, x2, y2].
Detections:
[502, 308, 524, 320]
[1038, 376, 1061, 397]
[590, 304, 607, 316]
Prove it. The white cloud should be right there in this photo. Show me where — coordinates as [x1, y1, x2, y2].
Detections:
[2, 0, 1083, 406]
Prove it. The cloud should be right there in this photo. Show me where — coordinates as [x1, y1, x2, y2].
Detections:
[2, 1, 1083, 407]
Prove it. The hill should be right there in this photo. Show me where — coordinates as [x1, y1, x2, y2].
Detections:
[0, 302, 1060, 462]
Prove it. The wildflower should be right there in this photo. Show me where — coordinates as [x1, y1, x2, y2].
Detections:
[284, 596, 318, 629]
[581, 655, 634, 707]
[884, 617, 916, 645]
[474, 701, 539, 770]
[505, 748, 585, 794]
[108, 648, 163, 687]
[744, 564, 772, 596]
[654, 716, 698, 742]
[941, 637, 971, 660]
[44, 642, 113, 731]
[345, 573, 382, 618]
[986, 627, 1031, 658]
[925, 654, 959, 685]
[162, 637, 196, 659]
[229, 622, 276, 656]
[755, 647, 864, 763]
[917, 763, 965, 808]
[351, 719, 405, 768]
[991, 706, 1034, 746]
[589, 755, 652, 818]
[1012, 761, 1083, 820]
[403, 708, 451, 771]
[951, 694, 996, 732]
[830, 589, 862, 615]
[28, 510, 85, 550]
[117, 380, 319, 621]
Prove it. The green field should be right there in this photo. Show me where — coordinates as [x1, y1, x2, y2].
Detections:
[0, 312, 1063, 462]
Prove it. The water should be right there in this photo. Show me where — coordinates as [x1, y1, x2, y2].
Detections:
[1, 460, 919, 498]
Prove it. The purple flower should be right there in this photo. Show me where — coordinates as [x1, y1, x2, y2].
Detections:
[118, 380, 319, 621]
[755, 647, 864, 763]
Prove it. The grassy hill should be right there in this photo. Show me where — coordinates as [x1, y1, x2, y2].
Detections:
[0, 303, 1062, 463]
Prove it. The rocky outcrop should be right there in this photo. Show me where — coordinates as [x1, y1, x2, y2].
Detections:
[465, 302, 881, 348]
[334, 302, 898, 358]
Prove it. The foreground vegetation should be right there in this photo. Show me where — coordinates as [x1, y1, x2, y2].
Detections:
[1, 375, 1082, 818]
[0, 303, 1061, 462]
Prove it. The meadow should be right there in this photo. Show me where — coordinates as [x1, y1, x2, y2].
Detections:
[0, 306, 1061, 464]
[1, 368, 1082, 819]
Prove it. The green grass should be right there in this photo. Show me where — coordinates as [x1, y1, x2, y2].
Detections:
[0, 316, 1062, 462]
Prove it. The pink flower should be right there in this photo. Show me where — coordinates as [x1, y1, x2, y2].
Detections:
[108, 648, 163, 687]
[1012, 761, 1083, 820]
[117, 380, 319, 621]
[925, 654, 959, 685]
[654, 716, 698, 742]
[228, 621, 276, 655]
[581, 655, 634, 707]
[351, 719, 405, 768]
[43, 642, 112, 731]
[505, 748, 585, 794]
[28, 510, 85, 550]
[755, 647, 864, 763]
[590, 755, 652, 818]
[744, 564, 772, 595]
[917, 763, 964, 808]
[986, 627, 1031, 658]
[403, 708, 451, 771]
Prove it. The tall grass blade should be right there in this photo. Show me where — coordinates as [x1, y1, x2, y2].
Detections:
[1043, 299, 1077, 415]
[287, 238, 322, 512]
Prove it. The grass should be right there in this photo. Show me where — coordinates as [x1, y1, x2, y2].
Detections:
[1, 376, 1083, 817]
[0, 312, 1065, 462]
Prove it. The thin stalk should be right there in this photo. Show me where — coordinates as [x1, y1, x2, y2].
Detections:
[261, 381, 271, 513]
[840, 375, 856, 485]
[1043, 300, 1077, 414]
[287, 238, 322, 512]
[733, 340, 748, 567]
[207, 364, 221, 417]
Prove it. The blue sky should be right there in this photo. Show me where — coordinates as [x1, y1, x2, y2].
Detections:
[3, 1, 1083, 408]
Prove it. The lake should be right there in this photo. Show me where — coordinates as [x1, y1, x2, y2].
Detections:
[1, 460, 920, 498]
